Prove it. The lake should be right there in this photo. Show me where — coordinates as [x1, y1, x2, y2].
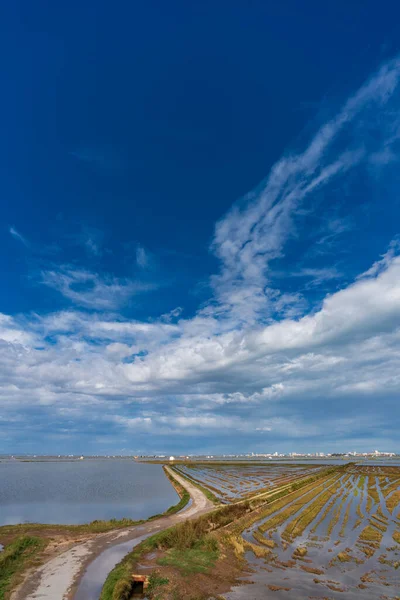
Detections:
[0, 460, 178, 525]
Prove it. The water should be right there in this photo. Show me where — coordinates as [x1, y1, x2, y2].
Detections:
[0, 460, 178, 525]
[225, 469, 400, 600]
[74, 532, 151, 600]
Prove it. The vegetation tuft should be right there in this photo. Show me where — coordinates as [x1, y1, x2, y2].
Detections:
[0, 536, 47, 600]
[158, 543, 218, 575]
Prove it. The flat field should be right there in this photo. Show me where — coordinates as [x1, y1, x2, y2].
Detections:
[174, 463, 322, 502]
[225, 465, 400, 599]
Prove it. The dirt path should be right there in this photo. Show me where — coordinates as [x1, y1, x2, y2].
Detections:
[11, 467, 215, 600]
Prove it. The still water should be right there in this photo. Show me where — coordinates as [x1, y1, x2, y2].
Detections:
[0, 460, 178, 525]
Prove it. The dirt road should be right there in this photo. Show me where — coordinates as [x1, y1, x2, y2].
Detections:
[11, 467, 215, 600]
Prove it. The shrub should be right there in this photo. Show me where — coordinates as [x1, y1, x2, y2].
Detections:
[112, 578, 132, 600]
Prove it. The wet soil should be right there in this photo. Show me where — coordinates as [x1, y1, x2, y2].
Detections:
[224, 466, 400, 599]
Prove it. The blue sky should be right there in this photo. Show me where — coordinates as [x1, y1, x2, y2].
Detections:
[1, 1, 400, 455]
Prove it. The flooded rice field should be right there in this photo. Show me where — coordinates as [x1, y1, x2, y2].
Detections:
[0, 460, 179, 525]
[174, 463, 323, 502]
[225, 465, 400, 599]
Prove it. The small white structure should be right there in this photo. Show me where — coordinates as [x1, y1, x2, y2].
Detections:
[169, 456, 175, 461]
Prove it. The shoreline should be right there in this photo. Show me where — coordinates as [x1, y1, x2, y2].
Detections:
[8, 467, 214, 600]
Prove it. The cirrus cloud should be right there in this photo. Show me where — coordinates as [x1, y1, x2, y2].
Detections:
[2, 57, 400, 454]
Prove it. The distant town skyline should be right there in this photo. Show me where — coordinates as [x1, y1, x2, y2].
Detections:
[2, 449, 398, 460]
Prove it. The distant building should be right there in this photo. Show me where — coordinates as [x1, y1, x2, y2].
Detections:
[169, 456, 175, 461]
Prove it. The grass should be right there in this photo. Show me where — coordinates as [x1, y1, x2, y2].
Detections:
[382, 478, 400, 498]
[367, 479, 380, 505]
[163, 467, 191, 514]
[100, 530, 169, 600]
[100, 506, 244, 600]
[101, 529, 219, 599]
[356, 499, 365, 520]
[370, 516, 387, 533]
[0, 536, 47, 600]
[358, 523, 383, 556]
[337, 551, 351, 562]
[311, 491, 340, 534]
[300, 565, 324, 575]
[268, 585, 291, 591]
[147, 571, 169, 597]
[359, 525, 383, 543]
[339, 499, 353, 537]
[358, 544, 376, 558]
[253, 530, 275, 548]
[0, 518, 142, 540]
[375, 505, 388, 521]
[158, 544, 219, 575]
[242, 540, 270, 558]
[386, 490, 400, 514]
[260, 475, 339, 536]
[327, 486, 349, 536]
[392, 530, 400, 545]
[293, 546, 307, 557]
[283, 477, 342, 541]
[223, 466, 348, 541]
[101, 494, 277, 600]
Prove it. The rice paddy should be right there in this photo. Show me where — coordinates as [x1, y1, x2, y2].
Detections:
[223, 464, 400, 599]
[173, 463, 323, 502]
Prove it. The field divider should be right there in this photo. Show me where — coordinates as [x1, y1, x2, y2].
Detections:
[219, 465, 348, 536]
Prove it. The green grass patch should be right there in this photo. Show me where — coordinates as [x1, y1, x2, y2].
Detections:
[0, 536, 46, 600]
[163, 468, 191, 514]
[100, 525, 218, 600]
[147, 571, 169, 595]
[158, 544, 218, 575]
[0, 518, 142, 540]
[101, 503, 257, 599]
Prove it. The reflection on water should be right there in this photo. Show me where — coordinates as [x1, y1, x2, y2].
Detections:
[225, 469, 400, 599]
[0, 460, 178, 525]
[74, 532, 151, 600]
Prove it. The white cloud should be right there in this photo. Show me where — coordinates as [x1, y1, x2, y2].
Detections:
[136, 245, 151, 269]
[290, 267, 342, 285]
[9, 226, 29, 247]
[2, 57, 400, 451]
[41, 267, 156, 310]
[106, 343, 137, 359]
[160, 307, 183, 322]
[0, 314, 34, 345]
[356, 238, 400, 280]
[209, 57, 400, 325]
